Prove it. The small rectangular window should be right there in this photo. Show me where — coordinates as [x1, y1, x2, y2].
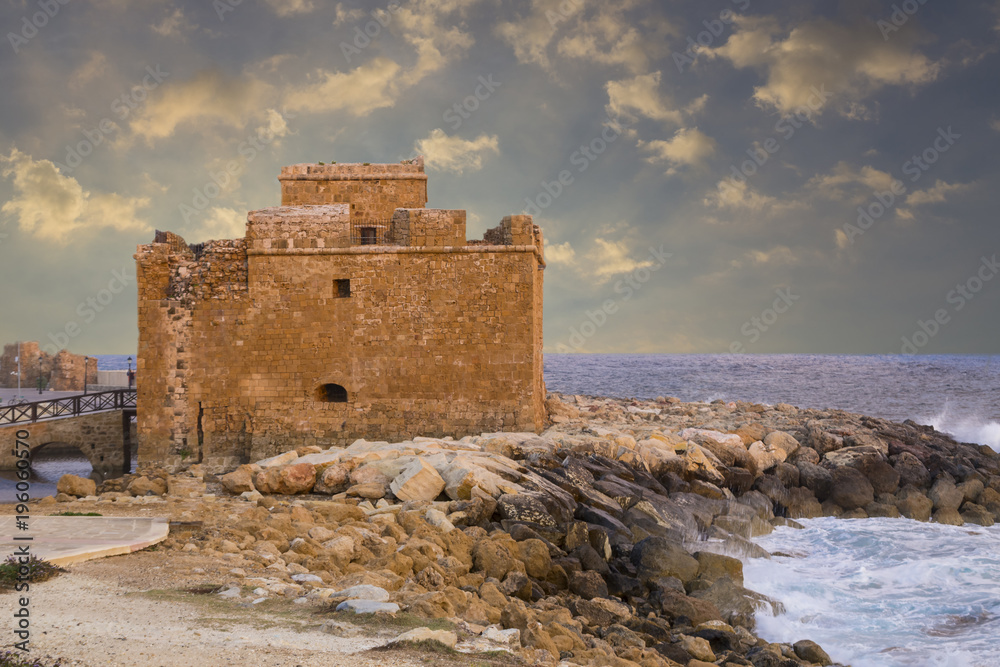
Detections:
[359, 227, 377, 245]
[335, 279, 351, 298]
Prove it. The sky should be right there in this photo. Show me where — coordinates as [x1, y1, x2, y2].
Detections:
[0, 0, 998, 356]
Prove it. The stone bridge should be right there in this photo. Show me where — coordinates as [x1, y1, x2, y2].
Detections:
[0, 411, 133, 479]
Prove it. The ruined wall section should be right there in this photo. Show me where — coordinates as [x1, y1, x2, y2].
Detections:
[0, 342, 98, 391]
[279, 160, 427, 221]
[135, 232, 249, 470]
[390, 209, 466, 247]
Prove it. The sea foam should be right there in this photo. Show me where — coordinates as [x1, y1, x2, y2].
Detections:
[744, 517, 1000, 667]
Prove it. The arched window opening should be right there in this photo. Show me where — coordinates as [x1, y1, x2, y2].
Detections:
[317, 383, 348, 403]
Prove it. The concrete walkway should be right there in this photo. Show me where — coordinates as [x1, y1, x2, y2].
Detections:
[0, 516, 169, 566]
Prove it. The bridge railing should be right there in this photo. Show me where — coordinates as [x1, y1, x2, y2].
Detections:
[0, 389, 136, 426]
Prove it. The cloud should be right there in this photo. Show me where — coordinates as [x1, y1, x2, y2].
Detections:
[904, 180, 973, 207]
[704, 15, 941, 117]
[333, 2, 366, 26]
[555, 3, 650, 74]
[495, 0, 575, 72]
[545, 241, 577, 265]
[152, 7, 195, 38]
[640, 127, 716, 175]
[285, 0, 479, 116]
[284, 59, 402, 116]
[991, 118, 1000, 132]
[587, 238, 655, 281]
[127, 70, 269, 144]
[807, 162, 897, 203]
[704, 179, 781, 211]
[0, 149, 150, 244]
[415, 129, 499, 173]
[263, 0, 317, 16]
[70, 51, 107, 90]
[192, 207, 245, 242]
[733, 245, 800, 269]
[605, 72, 681, 123]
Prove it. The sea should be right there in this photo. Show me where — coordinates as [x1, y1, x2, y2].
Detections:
[5, 353, 1000, 664]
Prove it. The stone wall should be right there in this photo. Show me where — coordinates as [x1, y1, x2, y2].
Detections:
[136, 162, 546, 473]
[0, 342, 98, 391]
[279, 160, 428, 222]
[0, 410, 130, 478]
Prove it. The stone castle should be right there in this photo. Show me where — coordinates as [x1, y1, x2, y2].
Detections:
[135, 159, 546, 472]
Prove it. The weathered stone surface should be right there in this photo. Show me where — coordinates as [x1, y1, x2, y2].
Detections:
[390, 458, 445, 502]
[631, 537, 700, 584]
[57, 474, 96, 498]
[895, 487, 933, 521]
[313, 464, 350, 495]
[258, 451, 298, 468]
[497, 494, 557, 527]
[829, 467, 874, 510]
[933, 508, 964, 525]
[929, 478, 964, 511]
[167, 476, 206, 497]
[219, 465, 256, 494]
[894, 452, 931, 488]
[336, 600, 399, 614]
[569, 570, 609, 599]
[748, 440, 786, 472]
[393, 628, 458, 648]
[961, 503, 995, 526]
[793, 640, 832, 665]
[331, 585, 390, 602]
[763, 431, 800, 458]
[572, 597, 631, 626]
[797, 462, 833, 502]
[127, 476, 167, 497]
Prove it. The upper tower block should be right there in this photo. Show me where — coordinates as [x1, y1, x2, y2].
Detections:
[278, 158, 428, 222]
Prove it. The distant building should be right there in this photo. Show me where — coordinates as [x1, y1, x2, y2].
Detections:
[135, 159, 546, 471]
[0, 342, 97, 391]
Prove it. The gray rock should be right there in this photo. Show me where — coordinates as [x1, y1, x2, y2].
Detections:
[929, 478, 964, 511]
[332, 584, 390, 602]
[829, 467, 874, 510]
[336, 599, 399, 614]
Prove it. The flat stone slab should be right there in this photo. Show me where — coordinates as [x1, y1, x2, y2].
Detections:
[0, 516, 169, 566]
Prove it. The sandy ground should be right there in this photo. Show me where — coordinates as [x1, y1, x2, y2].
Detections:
[6, 549, 440, 667]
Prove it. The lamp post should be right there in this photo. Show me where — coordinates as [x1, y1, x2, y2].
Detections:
[83, 356, 89, 395]
[127, 356, 133, 389]
[15, 341, 20, 394]
[38, 354, 43, 394]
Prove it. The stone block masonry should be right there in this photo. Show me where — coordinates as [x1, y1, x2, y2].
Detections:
[136, 159, 546, 472]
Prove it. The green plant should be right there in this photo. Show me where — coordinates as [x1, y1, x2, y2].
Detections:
[51, 511, 102, 517]
[318, 161, 325, 165]
[362, 162, 370, 166]
[0, 555, 65, 590]
[179, 448, 191, 460]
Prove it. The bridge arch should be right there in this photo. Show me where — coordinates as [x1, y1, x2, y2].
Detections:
[0, 411, 129, 479]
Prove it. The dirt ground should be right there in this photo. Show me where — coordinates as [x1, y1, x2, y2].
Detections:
[1, 507, 521, 667]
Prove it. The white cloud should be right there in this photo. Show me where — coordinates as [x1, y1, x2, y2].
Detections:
[587, 238, 655, 281]
[192, 207, 245, 242]
[495, 0, 574, 72]
[905, 180, 972, 207]
[605, 72, 681, 124]
[263, 0, 317, 16]
[545, 241, 576, 265]
[70, 51, 107, 90]
[807, 162, 897, 203]
[415, 130, 499, 173]
[0, 149, 150, 244]
[284, 59, 401, 116]
[127, 70, 269, 144]
[704, 16, 941, 117]
[704, 179, 780, 211]
[640, 127, 716, 175]
[990, 118, 1000, 132]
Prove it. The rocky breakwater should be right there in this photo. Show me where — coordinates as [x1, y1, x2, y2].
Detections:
[80, 393, 1000, 667]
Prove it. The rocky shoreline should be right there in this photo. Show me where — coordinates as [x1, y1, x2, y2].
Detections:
[43, 393, 1000, 667]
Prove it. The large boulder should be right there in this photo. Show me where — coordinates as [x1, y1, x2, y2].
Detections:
[314, 464, 350, 495]
[829, 467, 874, 511]
[57, 474, 96, 498]
[823, 446, 884, 471]
[630, 537, 700, 584]
[895, 487, 933, 521]
[797, 462, 833, 502]
[865, 460, 901, 495]
[893, 452, 930, 488]
[929, 478, 963, 511]
[390, 458, 445, 502]
[747, 440, 786, 472]
[127, 476, 167, 497]
[763, 431, 800, 458]
[219, 465, 257, 494]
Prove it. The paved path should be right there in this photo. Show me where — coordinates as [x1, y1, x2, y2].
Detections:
[0, 516, 169, 566]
